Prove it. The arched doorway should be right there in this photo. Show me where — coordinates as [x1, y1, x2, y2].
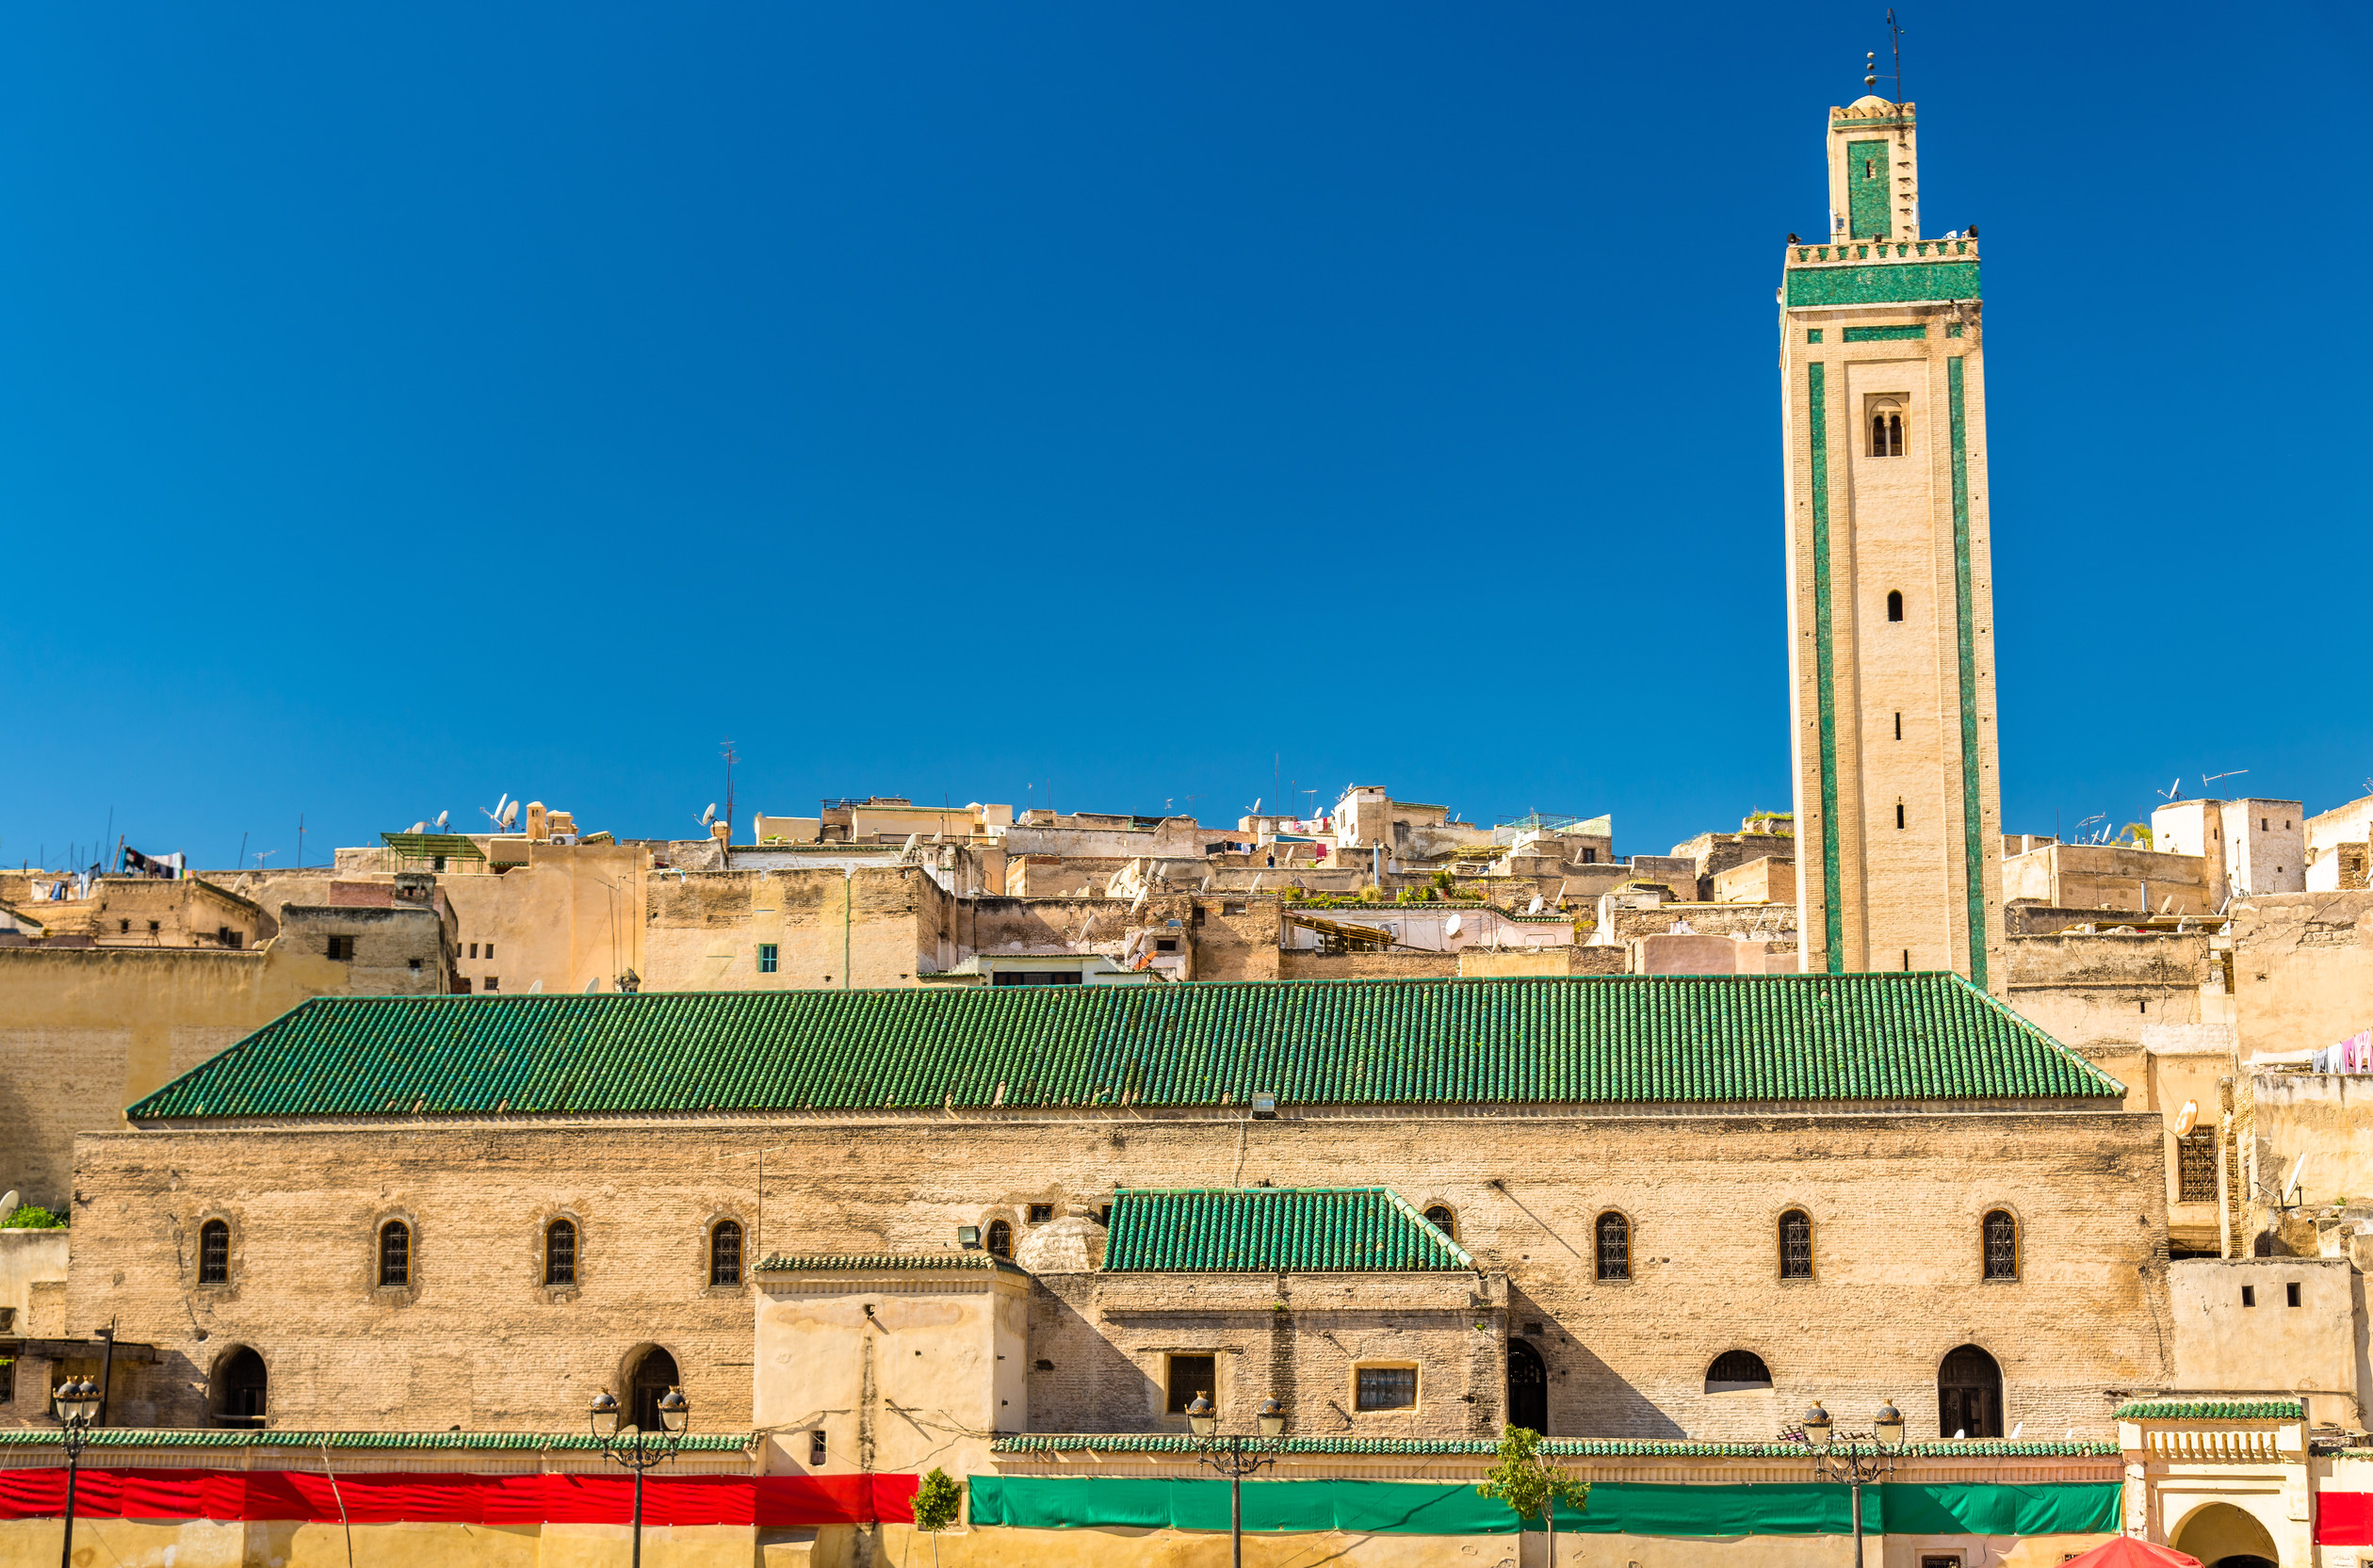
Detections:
[211, 1346, 268, 1428]
[1936, 1344, 2002, 1438]
[1506, 1340, 1547, 1434]
[2173, 1501, 2281, 1568]
[626, 1345, 680, 1433]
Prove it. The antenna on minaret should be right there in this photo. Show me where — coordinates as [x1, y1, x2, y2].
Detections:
[1885, 8, 1904, 105]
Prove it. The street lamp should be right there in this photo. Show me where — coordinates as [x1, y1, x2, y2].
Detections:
[53, 1377, 103, 1568]
[1801, 1400, 1905, 1568]
[1185, 1394, 1288, 1568]
[590, 1386, 690, 1568]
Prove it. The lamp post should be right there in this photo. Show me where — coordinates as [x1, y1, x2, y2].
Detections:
[590, 1385, 690, 1568]
[1185, 1394, 1287, 1568]
[53, 1377, 102, 1568]
[1800, 1400, 1904, 1568]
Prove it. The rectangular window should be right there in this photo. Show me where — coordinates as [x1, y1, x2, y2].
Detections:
[485, 945, 495, 961]
[1920, 1556, 1964, 1568]
[2287, 1282, 2301, 1307]
[1223, 902, 1247, 915]
[326, 935, 356, 962]
[2242, 1285, 2256, 1307]
[809, 1430, 827, 1466]
[757, 944, 779, 974]
[1355, 1366, 1419, 1412]
[1806, 329, 1824, 343]
[2176, 1133, 2219, 1203]
[469, 943, 478, 959]
[1582, 848, 1596, 863]
[484, 977, 499, 993]
[1155, 939, 1178, 952]
[1165, 1354, 1216, 1414]
[1027, 1204, 1055, 1224]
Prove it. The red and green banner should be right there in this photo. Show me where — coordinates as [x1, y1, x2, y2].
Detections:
[0, 1468, 916, 1527]
[967, 1477, 2120, 1538]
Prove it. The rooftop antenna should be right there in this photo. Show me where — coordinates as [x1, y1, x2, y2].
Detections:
[482, 793, 512, 831]
[1884, 8, 1904, 105]
[2154, 778, 2181, 801]
[720, 739, 740, 846]
[2202, 769, 2249, 789]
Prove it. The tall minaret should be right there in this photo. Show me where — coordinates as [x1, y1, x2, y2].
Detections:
[1779, 94, 2004, 992]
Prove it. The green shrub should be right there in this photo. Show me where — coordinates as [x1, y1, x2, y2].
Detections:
[2, 1205, 65, 1230]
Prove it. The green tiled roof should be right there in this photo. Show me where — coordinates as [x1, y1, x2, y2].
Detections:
[1104, 1187, 1472, 1272]
[0, 1429, 753, 1451]
[2114, 1399, 2302, 1421]
[991, 1435, 2119, 1459]
[127, 972, 2119, 1121]
[753, 1252, 1023, 1274]
[379, 832, 486, 862]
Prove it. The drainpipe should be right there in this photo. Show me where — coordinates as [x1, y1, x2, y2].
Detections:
[2216, 1076, 2234, 1260]
[844, 868, 853, 989]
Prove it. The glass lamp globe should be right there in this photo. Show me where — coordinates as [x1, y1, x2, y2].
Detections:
[658, 1387, 690, 1435]
[1184, 1393, 1216, 1439]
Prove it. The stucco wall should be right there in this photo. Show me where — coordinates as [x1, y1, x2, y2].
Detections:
[50, 1107, 2170, 1445]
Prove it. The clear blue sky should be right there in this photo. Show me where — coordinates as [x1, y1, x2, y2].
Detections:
[5, 2, 2367, 870]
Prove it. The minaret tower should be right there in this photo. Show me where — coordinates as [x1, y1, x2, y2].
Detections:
[1779, 93, 2004, 992]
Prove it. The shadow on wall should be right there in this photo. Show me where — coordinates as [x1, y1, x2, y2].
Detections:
[1556, 1335, 1686, 1439]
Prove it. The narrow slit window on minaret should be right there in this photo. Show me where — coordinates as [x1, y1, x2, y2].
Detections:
[1887, 590, 1904, 622]
[1894, 712, 1902, 739]
[1896, 802, 1907, 830]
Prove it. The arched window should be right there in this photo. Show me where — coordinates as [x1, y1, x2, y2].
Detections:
[1422, 1204, 1456, 1240]
[1705, 1350, 1773, 1392]
[210, 1345, 268, 1427]
[1869, 398, 1906, 457]
[1938, 1344, 2003, 1438]
[984, 1220, 1013, 1259]
[1505, 1338, 1548, 1435]
[710, 1220, 743, 1286]
[1886, 590, 1904, 622]
[1982, 1211, 2018, 1281]
[544, 1220, 577, 1286]
[1778, 1210, 1813, 1279]
[378, 1220, 411, 1287]
[1595, 1211, 1630, 1281]
[626, 1345, 680, 1435]
[199, 1220, 231, 1285]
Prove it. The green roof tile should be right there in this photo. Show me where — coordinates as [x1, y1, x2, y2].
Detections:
[126, 973, 2121, 1122]
[2113, 1399, 2302, 1421]
[1103, 1187, 1472, 1272]
[990, 1435, 2119, 1459]
[752, 1252, 1024, 1274]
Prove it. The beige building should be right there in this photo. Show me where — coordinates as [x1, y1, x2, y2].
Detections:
[1781, 97, 2004, 991]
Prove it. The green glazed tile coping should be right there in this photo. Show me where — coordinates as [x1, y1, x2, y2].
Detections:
[0, 1429, 755, 1451]
[2112, 1399, 2302, 1421]
[990, 1434, 2119, 1459]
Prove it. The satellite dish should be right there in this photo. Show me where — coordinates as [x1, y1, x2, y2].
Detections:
[2007, 1421, 2024, 1440]
[1444, 913, 1463, 939]
[435, 810, 449, 830]
[583, 977, 602, 994]
[411, 821, 429, 834]
[501, 800, 520, 828]
[2284, 1151, 2309, 1203]
[1526, 894, 1544, 915]
[700, 803, 717, 828]
[1952, 1429, 1966, 1441]
[528, 978, 544, 993]
[2173, 1100, 2199, 1137]
[0, 1189, 17, 1215]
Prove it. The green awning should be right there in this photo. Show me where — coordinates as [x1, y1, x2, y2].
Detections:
[967, 1478, 2120, 1538]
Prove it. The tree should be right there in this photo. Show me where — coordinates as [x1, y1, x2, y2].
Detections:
[1476, 1425, 1590, 1568]
[911, 1467, 962, 1567]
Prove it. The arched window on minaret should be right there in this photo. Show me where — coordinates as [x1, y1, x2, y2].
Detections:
[1869, 398, 1906, 457]
[1887, 590, 1904, 622]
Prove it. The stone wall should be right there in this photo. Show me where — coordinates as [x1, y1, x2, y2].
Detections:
[50, 1107, 2170, 1444]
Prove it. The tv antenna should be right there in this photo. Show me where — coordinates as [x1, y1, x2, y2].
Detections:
[1864, 9, 1904, 104]
[482, 793, 518, 831]
[720, 739, 740, 843]
[2202, 769, 2249, 789]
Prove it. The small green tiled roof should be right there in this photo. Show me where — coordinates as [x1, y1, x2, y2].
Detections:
[1104, 1187, 1471, 1272]
[753, 1252, 1023, 1274]
[126, 972, 2117, 1120]
[0, 1429, 754, 1451]
[991, 1434, 2119, 1459]
[2114, 1399, 2302, 1421]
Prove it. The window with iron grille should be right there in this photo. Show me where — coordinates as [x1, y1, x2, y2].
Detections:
[1779, 1210, 1813, 1278]
[1423, 1204, 1456, 1241]
[199, 1220, 231, 1285]
[710, 1220, 743, 1286]
[1356, 1366, 1418, 1411]
[544, 1220, 577, 1286]
[1982, 1210, 2018, 1281]
[1596, 1211, 1630, 1281]
[1028, 1204, 1055, 1224]
[378, 1221, 411, 1287]
[326, 935, 356, 962]
[984, 1220, 1013, 1258]
[2177, 1133, 2219, 1203]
